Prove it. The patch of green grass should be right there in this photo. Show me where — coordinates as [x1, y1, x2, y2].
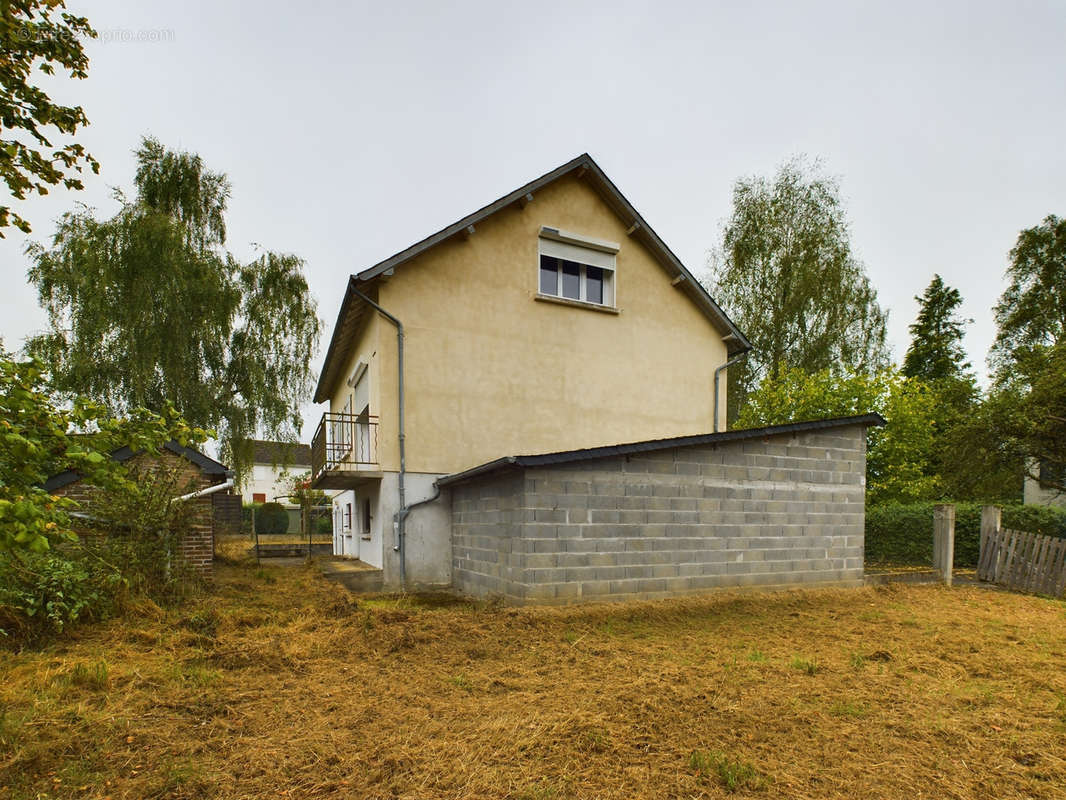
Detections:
[689, 750, 768, 792]
[171, 660, 221, 688]
[850, 652, 866, 669]
[580, 726, 609, 753]
[790, 656, 819, 676]
[180, 609, 221, 638]
[62, 660, 110, 690]
[253, 568, 277, 584]
[829, 700, 868, 718]
[451, 672, 472, 691]
[747, 648, 767, 663]
[1056, 693, 1066, 723]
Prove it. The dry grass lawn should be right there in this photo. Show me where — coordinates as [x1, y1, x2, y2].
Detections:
[2, 558, 1066, 799]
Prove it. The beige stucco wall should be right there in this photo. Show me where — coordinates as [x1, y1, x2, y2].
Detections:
[1023, 461, 1066, 507]
[327, 173, 732, 476]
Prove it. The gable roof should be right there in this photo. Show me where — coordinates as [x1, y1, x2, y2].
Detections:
[314, 153, 751, 403]
[436, 414, 885, 487]
[44, 441, 230, 492]
[249, 439, 312, 467]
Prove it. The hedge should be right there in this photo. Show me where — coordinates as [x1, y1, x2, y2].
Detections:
[255, 502, 290, 535]
[865, 502, 1066, 567]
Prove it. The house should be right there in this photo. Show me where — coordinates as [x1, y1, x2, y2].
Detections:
[1023, 459, 1065, 507]
[45, 441, 235, 580]
[311, 153, 880, 601]
[241, 439, 313, 503]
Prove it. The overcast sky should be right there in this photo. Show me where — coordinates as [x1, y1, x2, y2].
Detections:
[3, 0, 1064, 441]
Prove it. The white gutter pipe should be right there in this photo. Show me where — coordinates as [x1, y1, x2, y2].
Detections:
[173, 478, 234, 503]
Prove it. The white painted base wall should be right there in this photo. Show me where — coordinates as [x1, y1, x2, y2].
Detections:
[331, 471, 451, 587]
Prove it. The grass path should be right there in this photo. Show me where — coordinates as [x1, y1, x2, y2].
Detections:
[2, 561, 1065, 799]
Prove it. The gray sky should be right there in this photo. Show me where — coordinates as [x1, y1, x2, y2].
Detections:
[3, 0, 1064, 441]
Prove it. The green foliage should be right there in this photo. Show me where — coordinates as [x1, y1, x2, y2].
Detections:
[689, 750, 767, 792]
[865, 502, 1066, 566]
[25, 136, 321, 478]
[241, 502, 262, 525]
[314, 513, 333, 535]
[0, 549, 124, 642]
[736, 367, 940, 504]
[902, 275, 975, 387]
[987, 342, 1066, 496]
[789, 656, 819, 675]
[0, 352, 210, 644]
[990, 214, 1066, 377]
[709, 156, 888, 418]
[255, 502, 289, 534]
[0, 1, 99, 235]
[0, 352, 207, 553]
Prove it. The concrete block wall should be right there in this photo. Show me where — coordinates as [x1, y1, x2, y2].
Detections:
[451, 425, 867, 603]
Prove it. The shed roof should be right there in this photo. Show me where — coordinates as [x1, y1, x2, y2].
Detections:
[436, 414, 885, 487]
[314, 153, 751, 403]
[44, 441, 230, 492]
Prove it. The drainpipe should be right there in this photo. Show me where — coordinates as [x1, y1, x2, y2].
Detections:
[396, 480, 442, 542]
[173, 476, 235, 503]
[350, 284, 408, 585]
[713, 354, 748, 433]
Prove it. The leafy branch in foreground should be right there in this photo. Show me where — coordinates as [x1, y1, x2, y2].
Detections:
[0, 0, 99, 235]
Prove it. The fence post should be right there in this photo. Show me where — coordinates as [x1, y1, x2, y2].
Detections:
[933, 504, 956, 586]
[980, 506, 1001, 579]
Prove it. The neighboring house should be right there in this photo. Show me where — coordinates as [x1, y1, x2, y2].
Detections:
[311, 153, 879, 600]
[45, 441, 235, 581]
[1023, 459, 1066, 507]
[242, 439, 313, 503]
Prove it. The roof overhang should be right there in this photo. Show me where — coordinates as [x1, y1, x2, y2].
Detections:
[313, 153, 752, 404]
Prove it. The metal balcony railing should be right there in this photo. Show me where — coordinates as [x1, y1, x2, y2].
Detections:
[311, 413, 379, 481]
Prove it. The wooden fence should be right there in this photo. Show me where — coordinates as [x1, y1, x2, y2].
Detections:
[978, 520, 1066, 597]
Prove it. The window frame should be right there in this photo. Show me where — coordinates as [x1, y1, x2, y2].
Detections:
[537, 227, 618, 309]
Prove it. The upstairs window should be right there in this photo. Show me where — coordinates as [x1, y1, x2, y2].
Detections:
[538, 227, 617, 307]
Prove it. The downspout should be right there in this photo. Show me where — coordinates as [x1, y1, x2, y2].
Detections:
[350, 285, 408, 586]
[713, 353, 748, 433]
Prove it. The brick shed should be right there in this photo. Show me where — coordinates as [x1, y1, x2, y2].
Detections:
[439, 414, 883, 604]
[45, 442, 234, 581]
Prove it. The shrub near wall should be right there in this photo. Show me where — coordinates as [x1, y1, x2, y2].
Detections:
[866, 503, 1066, 567]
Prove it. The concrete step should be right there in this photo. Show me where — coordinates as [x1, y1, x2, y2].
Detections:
[864, 570, 941, 586]
[255, 543, 333, 558]
[319, 558, 384, 593]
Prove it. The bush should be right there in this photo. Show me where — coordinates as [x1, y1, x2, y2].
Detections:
[866, 502, 1066, 567]
[0, 550, 126, 644]
[314, 513, 333, 535]
[255, 502, 290, 534]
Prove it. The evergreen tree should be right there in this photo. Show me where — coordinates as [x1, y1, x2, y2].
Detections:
[902, 275, 973, 384]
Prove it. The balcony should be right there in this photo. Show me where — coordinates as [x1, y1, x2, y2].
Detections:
[311, 412, 383, 490]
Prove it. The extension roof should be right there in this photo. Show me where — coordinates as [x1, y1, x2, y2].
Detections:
[249, 439, 312, 467]
[314, 153, 751, 403]
[44, 441, 230, 492]
[436, 414, 886, 487]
